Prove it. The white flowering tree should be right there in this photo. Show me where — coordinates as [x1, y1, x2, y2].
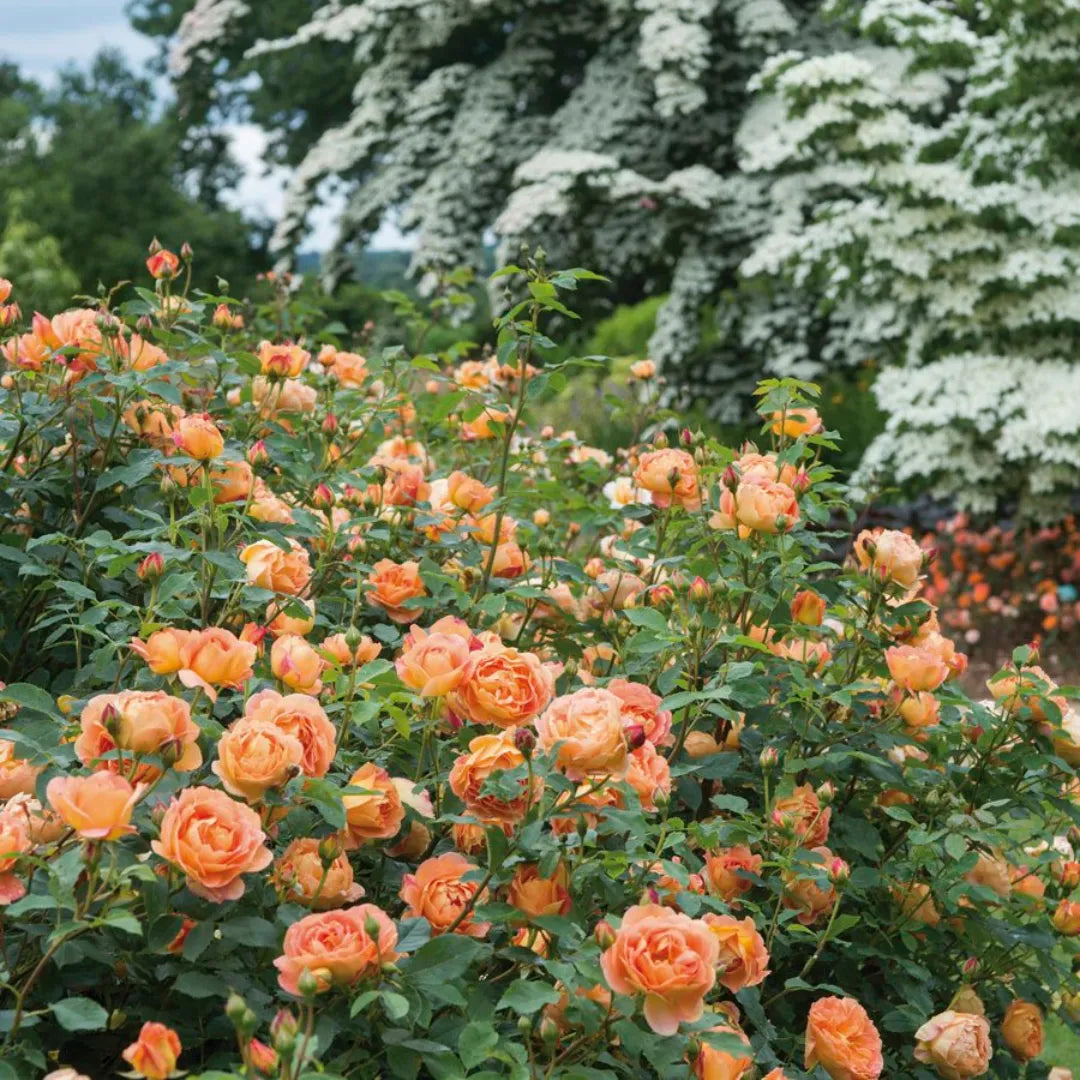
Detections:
[734, 0, 1080, 516]
[141, 0, 817, 351]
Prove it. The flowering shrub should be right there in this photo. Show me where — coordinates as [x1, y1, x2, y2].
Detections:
[0, 250, 1078, 1080]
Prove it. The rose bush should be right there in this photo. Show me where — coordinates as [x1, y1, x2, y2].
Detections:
[0, 252, 1077, 1080]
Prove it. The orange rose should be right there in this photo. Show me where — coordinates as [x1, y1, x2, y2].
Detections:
[900, 691, 940, 731]
[75, 690, 202, 772]
[400, 852, 490, 937]
[490, 540, 530, 579]
[536, 688, 628, 779]
[633, 448, 701, 510]
[508, 862, 571, 919]
[0, 810, 32, 904]
[178, 627, 258, 700]
[782, 847, 838, 925]
[243, 689, 336, 777]
[342, 763, 405, 847]
[396, 629, 472, 697]
[694, 1022, 752, 1080]
[258, 340, 309, 378]
[771, 406, 822, 437]
[123, 334, 169, 372]
[792, 589, 826, 626]
[46, 773, 142, 840]
[806, 997, 883, 1080]
[772, 784, 830, 846]
[212, 717, 303, 802]
[320, 632, 382, 669]
[367, 559, 426, 624]
[122, 1021, 181, 1080]
[608, 679, 673, 746]
[964, 852, 1012, 899]
[172, 414, 224, 460]
[703, 846, 762, 902]
[1052, 898, 1080, 934]
[271, 634, 324, 694]
[447, 471, 494, 513]
[210, 458, 254, 503]
[600, 904, 718, 1035]
[240, 539, 312, 595]
[449, 728, 540, 823]
[272, 837, 364, 910]
[624, 742, 672, 811]
[734, 477, 799, 533]
[152, 786, 272, 901]
[266, 598, 315, 639]
[854, 528, 923, 589]
[449, 645, 555, 729]
[130, 627, 195, 675]
[0, 739, 42, 799]
[252, 375, 317, 416]
[328, 350, 368, 387]
[702, 914, 770, 992]
[275, 903, 400, 995]
[1001, 1000, 1042, 1062]
[913, 1010, 992, 1079]
[885, 645, 948, 693]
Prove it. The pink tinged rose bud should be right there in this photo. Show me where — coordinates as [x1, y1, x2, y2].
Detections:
[680, 427, 693, 447]
[759, 746, 779, 770]
[137, 552, 165, 582]
[312, 483, 334, 508]
[689, 576, 710, 603]
[827, 858, 850, 886]
[513, 727, 536, 756]
[322, 413, 339, 434]
[248, 440, 269, 465]
[594, 920, 616, 949]
[722, 464, 740, 491]
[180, 242, 193, 260]
[146, 249, 180, 280]
[653, 431, 668, 449]
[625, 724, 647, 751]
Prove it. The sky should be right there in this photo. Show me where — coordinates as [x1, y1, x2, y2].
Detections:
[0, 0, 404, 252]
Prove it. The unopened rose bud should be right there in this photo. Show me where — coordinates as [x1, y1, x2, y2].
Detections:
[322, 413, 339, 435]
[653, 431, 668, 449]
[594, 920, 616, 950]
[148, 237, 163, 255]
[791, 589, 825, 626]
[247, 440, 269, 466]
[158, 737, 184, 768]
[212, 303, 233, 329]
[792, 469, 811, 495]
[816, 781, 836, 806]
[312, 483, 334, 509]
[137, 552, 164, 582]
[684, 731, 720, 758]
[318, 834, 342, 867]
[689, 576, 710, 603]
[513, 727, 535, 757]
[680, 427, 693, 447]
[584, 557, 604, 579]
[649, 583, 674, 608]
[296, 968, 320, 999]
[722, 464, 739, 491]
[827, 857, 850, 886]
[101, 703, 121, 739]
[248, 1038, 277, 1073]
[567, 522, 581, 538]
[539, 1016, 559, 1046]
[962, 956, 980, 976]
[271, 1008, 299, 1054]
[0, 303, 20, 328]
[759, 746, 779, 770]
[1054, 860, 1080, 889]
[517, 1015, 533, 1036]
[533, 508, 550, 527]
[180, 242, 193, 261]
[136, 315, 153, 335]
[625, 724, 647, 751]
[363, 914, 382, 939]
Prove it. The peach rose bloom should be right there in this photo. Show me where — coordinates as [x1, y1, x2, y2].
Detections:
[173, 414, 224, 460]
[212, 717, 303, 802]
[241, 538, 312, 595]
[46, 773, 142, 840]
[633, 448, 701, 510]
[893, 882, 941, 927]
[266, 597, 316, 639]
[178, 627, 258, 700]
[123, 333, 168, 372]
[342, 763, 405, 847]
[329, 350, 368, 387]
[490, 540, 530, 580]
[508, 862, 571, 920]
[3, 793, 64, 845]
[130, 627, 195, 675]
[320, 632, 382, 668]
[364, 559, 426, 624]
[258, 340, 309, 378]
[900, 691, 940, 731]
[885, 645, 948, 693]
[400, 852, 491, 937]
[806, 997, 883, 1080]
[600, 903, 718, 1035]
[854, 528, 923, 588]
[772, 784, 831, 846]
[0, 739, 43, 799]
[122, 1021, 181, 1080]
[152, 786, 272, 901]
[704, 846, 762, 902]
[210, 458, 254, 503]
[447, 471, 494, 513]
[448, 645, 554, 729]
[1001, 1000, 1042, 1062]
[771, 406, 822, 437]
[694, 1022, 752, 1080]
[964, 852, 1012, 898]
[703, 914, 770, 992]
[0, 810, 32, 904]
[244, 689, 336, 777]
[782, 847, 838, 925]
[624, 742, 672, 811]
[536, 688, 628, 779]
[449, 728, 539, 823]
[76, 690, 202, 772]
[1052, 898, 1080, 934]
[608, 679, 673, 746]
[275, 903, 400, 995]
[271, 634, 324, 694]
[914, 1010, 992, 1079]
[734, 477, 800, 534]
[272, 837, 364, 909]
[396, 630, 472, 697]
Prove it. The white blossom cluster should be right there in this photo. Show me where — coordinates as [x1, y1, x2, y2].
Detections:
[169, 0, 249, 77]
[734, 0, 1080, 511]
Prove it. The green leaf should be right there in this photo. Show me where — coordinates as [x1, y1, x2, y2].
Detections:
[458, 1021, 499, 1070]
[402, 934, 485, 988]
[301, 777, 346, 829]
[174, 971, 228, 998]
[220, 916, 280, 948]
[0, 682, 60, 719]
[498, 979, 560, 1015]
[381, 991, 410, 1020]
[52, 996, 108, 1032]
[945, 834, 968, 861]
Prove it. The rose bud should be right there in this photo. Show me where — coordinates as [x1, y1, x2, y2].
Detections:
[827, 858, 850, 886]
[791, 589, 826, 626]
[689, 577, 710, 603]
[533, 508, 551, 527]
[312, 483, 334, 508]
[248, 440, 269, 466]
[759, 746, 779, 770]
[248, 1039, 277, 1073]
[816, 781, 837, 806]
[722, 464, 739, 491]
[594, 920, 616, 949]
[962, 957, 980, 976]
[653, 431, 668, 449]
[322, 413, 339, 435]
[625, 724, 647, 751]
[137, 552, 165, 582]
